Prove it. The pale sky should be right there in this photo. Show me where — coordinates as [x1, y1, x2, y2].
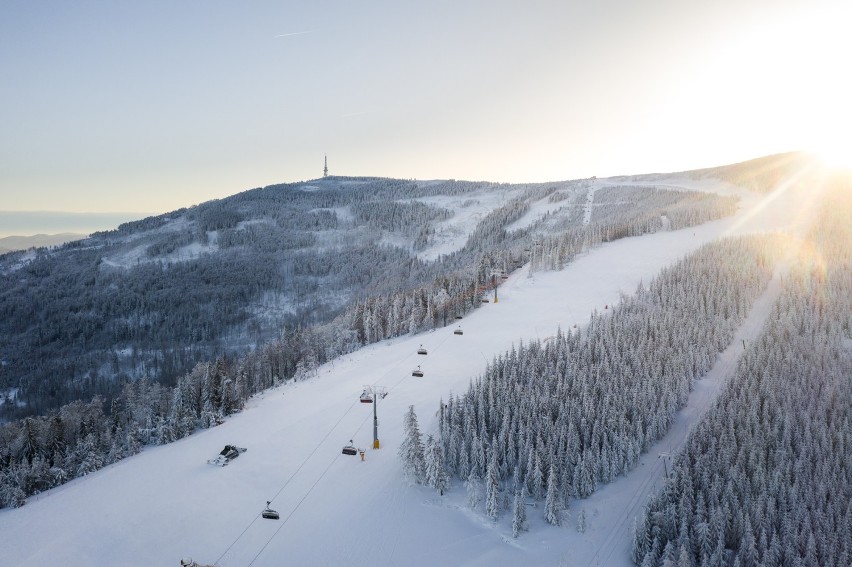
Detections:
[1, 0, 850, 216]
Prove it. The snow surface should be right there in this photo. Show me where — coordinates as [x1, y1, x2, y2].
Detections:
[503, 185, 578, 234]
[0, 174, 815, 567]
[98, 218, 214, 270]
[411, 189, 515, 262]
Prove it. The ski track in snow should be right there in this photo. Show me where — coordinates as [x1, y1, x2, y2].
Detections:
[0, 175, 816, 567]
[582, 183, 598, 225]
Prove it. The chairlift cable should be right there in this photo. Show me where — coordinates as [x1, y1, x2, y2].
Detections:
[213, 513, 261, 566]
[242, 326, 454, 564]
[218, 321, 455, 565]
[348, 399, 379, 440]
[217, 329, 436, 563]
[214, 398, 360, 565]
[269, 398, 360, 504]
[246, 450, 345, 566]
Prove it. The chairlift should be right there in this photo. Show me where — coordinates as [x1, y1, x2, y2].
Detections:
[359, 390, 373, 403]
[342, 441, 358, 456]
[454, 314, 463, 320]
[481, 297, 490, 303]
[454, 327, 464, 335]
[412, 365, 424, 378]
[262, 501, 280, 520]
[501, 273, 508, 280]
[417, 344, 428, 355]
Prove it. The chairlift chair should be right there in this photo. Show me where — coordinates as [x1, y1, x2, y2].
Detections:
[481, 297, 490, 303]
[412, 365, 424, 378]
[262, 501, 280, 520]
[359, 390, 373, 403]
[342, 442, 358, 456]
[454, 327, 464, 335]
[417, 345, 427, 355]
[454, 314, 463, 320]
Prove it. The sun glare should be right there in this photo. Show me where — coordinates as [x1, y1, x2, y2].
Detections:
[796, 6, 852, 173]
[810, 143, 852, 173]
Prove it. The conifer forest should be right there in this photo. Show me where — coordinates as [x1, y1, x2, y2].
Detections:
[0, 174, 737, 508]
[632, 177, 852, 566]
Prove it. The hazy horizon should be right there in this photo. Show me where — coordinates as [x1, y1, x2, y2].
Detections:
[2, 1, 849, 216]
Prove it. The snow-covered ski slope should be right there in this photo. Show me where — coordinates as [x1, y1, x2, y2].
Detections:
[0, 173, 818, 567]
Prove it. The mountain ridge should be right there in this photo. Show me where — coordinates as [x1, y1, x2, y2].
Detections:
[0, 152, 806, 422]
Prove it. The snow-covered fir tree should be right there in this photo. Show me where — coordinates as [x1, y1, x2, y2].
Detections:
[424, 434, 450, 495]
[544, 467, 561, 526]
[398, 405, 426, 484]
[485, 452, 500, 520]
[512, 486, 528, 538]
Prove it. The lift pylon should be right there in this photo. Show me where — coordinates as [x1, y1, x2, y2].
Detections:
[362, 385, 388, 449]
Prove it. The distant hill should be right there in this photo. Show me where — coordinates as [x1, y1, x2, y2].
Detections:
[0, 233, 87, 254]
[0, 211, 152, 240]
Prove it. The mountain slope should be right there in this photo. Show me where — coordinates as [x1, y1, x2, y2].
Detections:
[0, 174, 738, 420]
[0, 172, 816, 566]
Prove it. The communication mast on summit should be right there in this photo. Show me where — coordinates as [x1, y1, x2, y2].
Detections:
[323, 154, 328, 177]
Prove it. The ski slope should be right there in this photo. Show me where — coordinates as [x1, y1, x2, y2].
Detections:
[0, 173, 815, 567]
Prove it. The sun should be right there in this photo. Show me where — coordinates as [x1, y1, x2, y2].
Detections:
[810, 141, 852, 173]
[770, 4, 852, 175]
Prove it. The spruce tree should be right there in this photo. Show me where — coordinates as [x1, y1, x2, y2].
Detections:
[425, 434, 450, 495]
[485, 452, 500, 520]
[398, 405, 426, 484]
[512, 487, 527, 538]
[544, 467, 561, 526]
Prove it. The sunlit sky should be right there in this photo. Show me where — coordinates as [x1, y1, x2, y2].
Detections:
[1, 0, 850, 219]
